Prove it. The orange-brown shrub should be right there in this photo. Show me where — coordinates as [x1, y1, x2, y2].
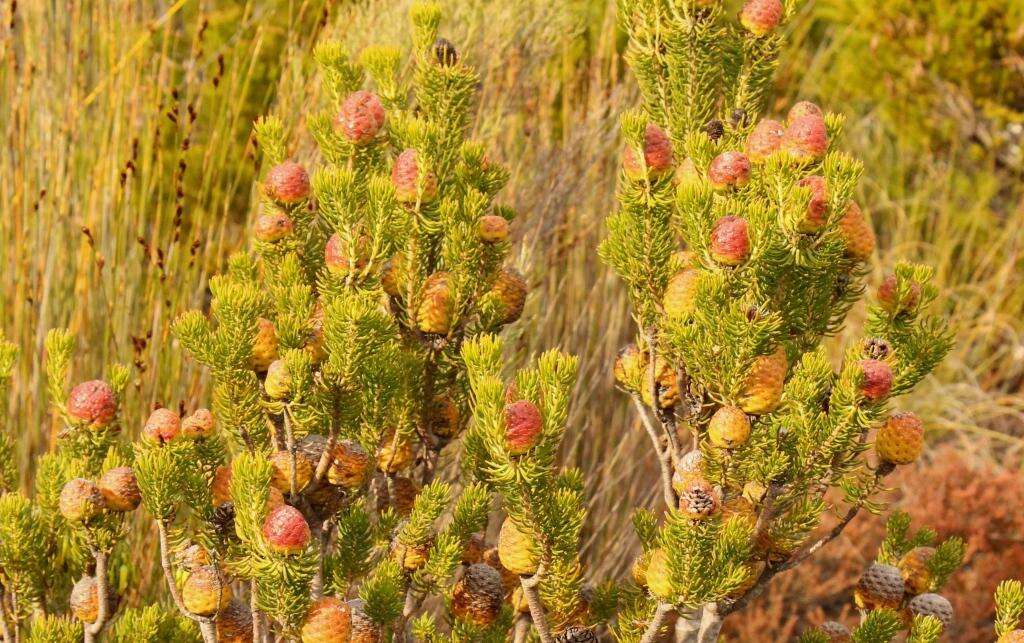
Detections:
[722, 446, 1024, 642]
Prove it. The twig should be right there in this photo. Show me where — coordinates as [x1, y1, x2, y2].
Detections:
[83, 549, 111, 643]
[392, 587, 424, 643]
[519, 564, 554, 643]
[722, 465, 895, 618]
[658, 406, 682, 466]
[283, 410, 298, 500]
[310, 520, 332, 600]
[0, 587, 13, 643]
[8, 590, 17, 643]
[417, 346, 443, 487]
[250, 579, 267, 643]
[513, 614, 531, 643]
[633, 396, 677, 509]
[312, 387, 341, 485]
[640, 603, 674, 643]
[751, 481, 783, 545]
[674, 608, 701, 642]
[156, 520, 217, 643]
[696, 603, 722, 643]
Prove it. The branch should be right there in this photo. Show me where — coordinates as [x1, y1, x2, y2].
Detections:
[392, 583, 425, 642]
[519, 563, 553, 643]
[311, 520, 333, 600]
[417, 345, 443, 487]
[696, 603, 723, 643]
[721, 465, 895, 617]
[751, 481, 783, 545]
[675, 608, 702, 642]
[251, 579, 267, 643]
[513, 613, 531, 643]
[640, 603, 674, 643]
[283, 410, 298, 500]
[156, 520, 217, 643]
[633, 396, 677, 509]
[0, 587, 13, 643]
[83, 550, 110, 643]
[312, 387, 341, 484]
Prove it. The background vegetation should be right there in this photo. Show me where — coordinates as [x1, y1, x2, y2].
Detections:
[2, 0, 1021, 639]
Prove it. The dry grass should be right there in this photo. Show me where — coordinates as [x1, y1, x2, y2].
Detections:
[1, 0, 1023, 615]
[0, 0, 330, 477]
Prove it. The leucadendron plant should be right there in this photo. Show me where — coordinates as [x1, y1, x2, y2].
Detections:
[0, 330, 199, 642]
[601, 0, 955, 640]
[132, 4, 530, 642]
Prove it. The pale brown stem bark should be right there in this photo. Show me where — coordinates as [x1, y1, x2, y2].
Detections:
[83, 550, 110, 643]
[674, 608, 702, 642]
[156, 520, 216, 643]
[633, 396, 677, 509]
[251, 579, 267, 643]
[0, 587, 13, 643]
[696, 604, 723, 643]
[519, 566, 553, 643]
[640, 603, 674, 643]
[513, 614, 531, 643]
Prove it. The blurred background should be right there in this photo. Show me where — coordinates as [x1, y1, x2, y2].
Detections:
[1, 0, 1021, 639]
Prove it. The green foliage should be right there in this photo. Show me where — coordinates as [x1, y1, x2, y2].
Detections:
[359, 559, 405, 627]
[797, 630, 830, 643]
[329, 503, 376, 593]
[926, 538, 966, 591]
[808, 514, 967, 640]
[0, 492, 50, 614]
[0, 328, 140, 638]
[876, 510, 964, 592]
[995, 580, 1024, 637]
[108, 604, 201, 643]
[134, 442, 191, 522]
[851, 608, 903, 643]
[411, 483, 490, 598]
[134, 2, 544, 639]
[908, 615, 944, 643]
[0, 333, 20, 492]
[464, 334, 588, 629]
[25, 615, 82, 643]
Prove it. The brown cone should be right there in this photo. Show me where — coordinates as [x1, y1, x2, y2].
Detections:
[451, 563, 504, 626]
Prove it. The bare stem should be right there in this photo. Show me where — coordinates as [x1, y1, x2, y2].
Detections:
[417, 346, 442, 487]
[8, 590, 18, 643]
[199, 621, 217, 642]
[83, 550, 111, 643]
[311, 521, 332, 600]
[696, 603, 723, 643]
[251, 579, 266, 643]
[633, 396, 677, 509]
[640, 603, 675, 643]
[392, 586, 425, 643]
[674, 608, 702, 642]
[0, 587, 13, 643]
[519, 565, 553, 643]
[282, 410, 298, 500]
[156, 520, 217, 643]
[312, 388, 340, 485]
[513, 614, 531, 643]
